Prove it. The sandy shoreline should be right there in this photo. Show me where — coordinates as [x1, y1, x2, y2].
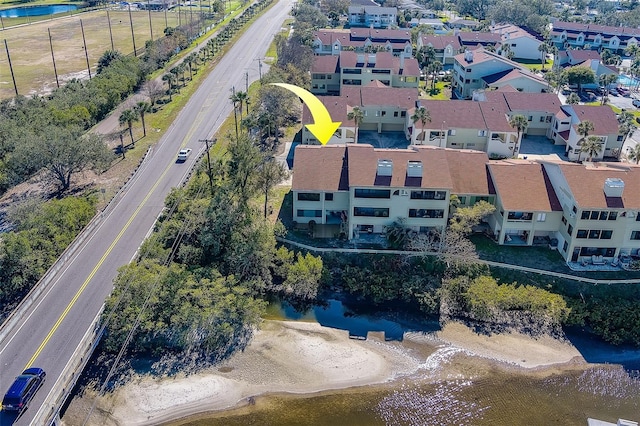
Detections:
[62, 319, 585, 426]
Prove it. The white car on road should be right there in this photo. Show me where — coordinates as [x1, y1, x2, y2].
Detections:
[177, 148, 192, 162]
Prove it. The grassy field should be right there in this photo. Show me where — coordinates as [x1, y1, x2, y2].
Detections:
[0, 7, 222, 99]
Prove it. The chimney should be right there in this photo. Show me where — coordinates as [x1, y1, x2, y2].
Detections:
[603, 178, 624, 197]
[407, 161, 423, 177]
[368, 53, 376, 64]
[377, 159, 393, 176]
[357, 53, 365, 64]
[399, 54, 405, 69]
[464, 50, 473, 62]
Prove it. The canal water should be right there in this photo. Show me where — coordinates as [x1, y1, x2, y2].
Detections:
[168, 299, 640, 426]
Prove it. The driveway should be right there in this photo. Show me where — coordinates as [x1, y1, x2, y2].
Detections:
[519, 135, 568, 159]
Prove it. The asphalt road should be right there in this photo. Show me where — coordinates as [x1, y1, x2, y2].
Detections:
[0, 1, 292, 424]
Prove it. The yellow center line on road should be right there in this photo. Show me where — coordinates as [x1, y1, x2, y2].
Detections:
[24, 162, 173, 370]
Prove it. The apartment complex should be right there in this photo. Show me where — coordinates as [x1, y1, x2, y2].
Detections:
[348, 5, 397, 29]
[452, 48, 548, 99]
[490, 24, 544, 61]
[312, 28, 413, 58]
[310, 51, 420, 95]
[291, 144, 640, 264]
[550, 21, 640, 53]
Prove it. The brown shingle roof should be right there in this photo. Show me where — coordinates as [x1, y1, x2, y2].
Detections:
[445, 149, 491, 194]
[420, 35, 461, 51]
[347, 145, 454, 189]
[343, 85, 419, 108]
[488, 161, 562, 211]
[567, 105, 619, 135]
[478, 102, 513, 132]
[311, 55, 339, 73]
[458, 32, 502, 44]
[314, 29, 350, 45]
[552, 21, 640, 37]
[292, 145, 348, 191]
[409, 100, 487, 129]
[555, 162, 640, 209]
[567, 49, 602, 64]
[485, 91, 563, 114]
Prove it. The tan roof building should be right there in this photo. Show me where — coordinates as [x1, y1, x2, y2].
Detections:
[488, 161, 562, 211]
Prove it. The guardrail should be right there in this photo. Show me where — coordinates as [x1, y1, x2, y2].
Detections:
[0, 148, 150, 345]
[31, 310, 104, 426]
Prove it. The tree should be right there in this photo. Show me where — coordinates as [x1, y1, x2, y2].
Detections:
[416, 45, 436, 69]
[429, 61, 443, 90]
[449, 200, 496, 235]
[562, 67, 596, 93]
[15, 127, 113, 193]
[97, 50, 123, 74]
[580, 135, 603, 161]
[162, 73, 176, 101]
[599, 73, 618, 104]
[143, 80, 164, 107]
[627, 144, 640, 163]
[566, 92, 580, 104]
[282, 252, 323, 300]
[456, 0, 494, 20]
[134, 101, 152, 137]
[119, 108, 139, 145]
[618, 111, 636, 149]
[256, 159, 289, 218]
[538, 42, 550, 69]
[347, 106, 365, 144]
[411, 106, 431, 144]
[508, 114, 528, 154]
[577, 120, 595, 145]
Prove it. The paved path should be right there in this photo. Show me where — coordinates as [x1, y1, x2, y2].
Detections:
[276, 237, 640, 285]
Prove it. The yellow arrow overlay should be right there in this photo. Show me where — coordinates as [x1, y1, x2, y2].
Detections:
[271, 83, 341, 145]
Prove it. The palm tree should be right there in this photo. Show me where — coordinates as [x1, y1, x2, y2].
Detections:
[119, 108, 139, 145]
[234, 91, 249, 121]
[430, 61, 443, 90]
[538, 42, 550, 70]
[580, 135, 603, 161]
[627, 144, 640, 163]
[508, 114, 528, 155]
[599, 73, 617, 105]
[347, 106, 365, 144]
[410, 106, 431, 144]
[162, 73, 176, 101]
[134, 101, 152, 137]
[577, 120, 595, 144]
[229, 91, 240, 139]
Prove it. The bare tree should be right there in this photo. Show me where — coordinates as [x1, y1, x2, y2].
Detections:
[143, 80, 165, 107]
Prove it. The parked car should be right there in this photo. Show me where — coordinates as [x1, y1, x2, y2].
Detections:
[618, 87, 631, 97]
[2, 368, 46, 413]
[632, 99, 640, 108]
[177, 148, 192, 162]
[609, 88, 619, 96]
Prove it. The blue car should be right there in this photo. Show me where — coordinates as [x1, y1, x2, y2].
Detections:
[2, 368, 46, 413]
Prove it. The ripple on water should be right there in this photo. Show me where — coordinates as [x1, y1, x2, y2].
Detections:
[376, 379, 489, 425]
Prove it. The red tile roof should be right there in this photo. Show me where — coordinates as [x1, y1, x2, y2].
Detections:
[555, 162, 640, 208]
[488, 161, 562, 211]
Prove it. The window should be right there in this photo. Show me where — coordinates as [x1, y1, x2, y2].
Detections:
[637, 214, 640, 222]
[457, 196, 466, 204]
[546, 116, 552, 123]
[537, 213, 547, 222]
[354, 189, 391, 198]
[590, 211, 599, 220]
[608, 211, 617, 221]
[568, 224, 573, 235]
[507, 212, 533, 221]
[599, 211, 608, 220]
[631, 230, 640, 240]
[394, 111, 399, 117]
[297, 209, 322, 217]
[562, 216, 567, 225]
[576, 229, 588, 238]
[448, 129, 456, 136]
[298, 192, 320, 201]
[411, 190, 446, 200]
[572, 205, 577, 214]
[354, 207, 389, 217]
[588, 229, 601, 239]
[527, 116, 533, 121]
[539, 116, 545, 122]
[601, 230, 612, 239]
[478, 130, 487, 137]
[325, 193, 334, 201]
[581, 210, 590, 220]
[409, 209, 444, 218]
[401, 111, 406, 117]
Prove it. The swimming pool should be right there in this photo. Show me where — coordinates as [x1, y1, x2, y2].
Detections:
[0, 4, 77, 18]
[618, 74, 639, 86]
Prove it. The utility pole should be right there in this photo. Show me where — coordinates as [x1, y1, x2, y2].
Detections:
[106, 10, 115, 51]
[257, 58, 263, 84]
[4, 39, 17, 96]
[80, 19, 92, 79]
[48, 28, 60, 88]
[198, 138, 217, 195]
[245, 71, 249, 93]
[128, 4, 137, 56]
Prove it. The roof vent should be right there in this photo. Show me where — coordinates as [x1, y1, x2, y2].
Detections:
[368, 53, 376, 64]
[464, 50, 473, 62]
[377, 159, 393, 176]
[604, 177, 624, 197]
[407, 161, 423, 177]
[357, 53, 365, 64]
